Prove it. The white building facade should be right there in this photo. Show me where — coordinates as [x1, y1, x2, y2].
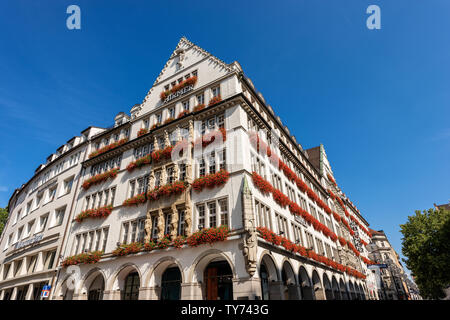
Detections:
[0, 128, 99, 300]
[1, 37, 376, 300]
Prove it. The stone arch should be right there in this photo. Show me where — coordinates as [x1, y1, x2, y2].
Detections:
[80, 268, 106, 300]
[258, 252, 280, 282]
[188, 249, 235, 300]
[258, 252, 279, 300]
[331, 276, 341, 300]
[144, 256, 184, 300]
[298, 265, 314, 300]
[281, 260, 299, 300]
[79, 268, 106, 293]
[107, 263, 142, 300]
[339, 278, 349, 300]
[188, 249, 236, 283]
[311, 269, 325, 300]
[322, 273, 333, 300]
[144, 256, 185, 287]
[54, 274, 75, 300]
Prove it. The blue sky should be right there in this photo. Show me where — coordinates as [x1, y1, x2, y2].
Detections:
[0, 0, 449, 272]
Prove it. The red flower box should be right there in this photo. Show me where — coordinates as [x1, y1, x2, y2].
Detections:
[192, 170, 230, 192]
[208, 95, 222, 106]
[89, 138, 128, 159]
[126, 154, 152, 172]
[151, 145, 174, 163]
[75, 205, 113, 223]
[137, 128, 148, 137]
[178, 110, 191, 118]
[122, 181, 189, 207]
[193, 104, 205, 112]
[186, 225, 229, 247]
[61, 251, 102, 268]
[82, 167, 119, 190]
[251, 172, 273, 194]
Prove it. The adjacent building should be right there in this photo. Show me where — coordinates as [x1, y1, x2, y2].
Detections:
[1, 37, 376, 300]
[0, 130, 93, 300]
[367, 229, 412, 300]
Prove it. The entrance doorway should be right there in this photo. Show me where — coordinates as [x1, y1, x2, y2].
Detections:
[161, 267, 181, 300]
[204, 261, 233, 300]
[121, 272, 140, 300]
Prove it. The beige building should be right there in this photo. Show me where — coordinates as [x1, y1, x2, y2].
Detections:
[1, 37, 376, 300]
[367, 229, 411, 300]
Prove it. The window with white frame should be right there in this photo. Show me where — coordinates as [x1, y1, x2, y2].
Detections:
[72, 227, 109, 255]
[34, 193, 43, 210]
[157, 136, 165, 149]
[54, 207, 65, 227]
[168, 107, 175, 119]
[24, 201, 32, 218]
[90, 155, 122, 176]
[166, 166, 174, 184]
[198, 156, 205, 177]
[37, 214, 48, 233]
[196, 93, 204, 105]
[252, 154, 266, 179]
[134, 143, 151, 159]
[182, 99, 190, 111]
[291, 222, 304, 245]
[316, 238, 325, 256]
[143, 118, 150, 130]
[156, 113, 162, 124]
[218, 149, 226, 171]
[137, 174, 150, 194]
[178, 208, 186, 236]
[208, 202, 217, 228]
[179, 163, 186, 181]
[16, 226, 24, 243]
[13, 210, 20, 225]
[208, 151, 216, 174]
[305, 231, 315, 250]
[212, 86, 220, 97]
[255, 199, 272, 230]
[25, 220, 35, 238]
[62, 176, 74, 195]
[47, 185, 57, 204]
[164, 211, 172, 235]
[218, 198, 229, 226]
[275, 213, 289, 239]
[196, 203, 205, 230]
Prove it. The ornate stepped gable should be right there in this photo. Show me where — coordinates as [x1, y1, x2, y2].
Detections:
[138, 37, 238, 118]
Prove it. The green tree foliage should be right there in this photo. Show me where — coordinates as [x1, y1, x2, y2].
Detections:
[400, 208, 450, 299]
[0, 207, 8, 236]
